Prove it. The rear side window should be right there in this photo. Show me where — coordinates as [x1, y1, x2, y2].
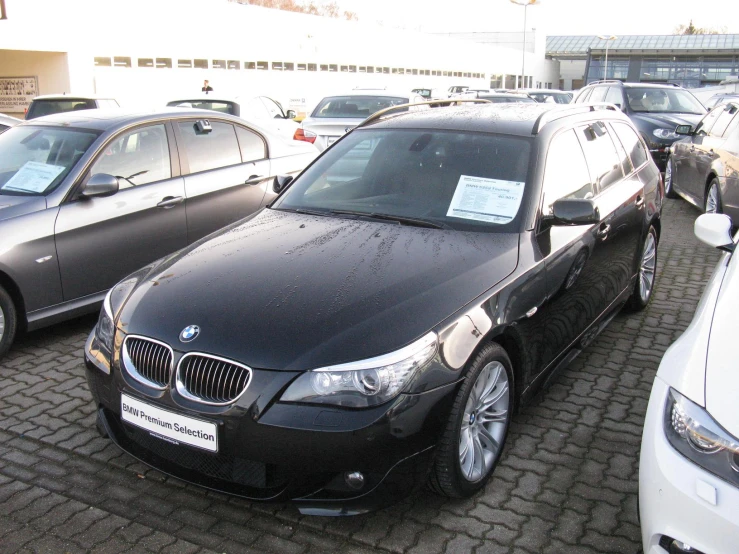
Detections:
[604, 87, 623, 107]
[27, 99, 97, 120]
[542, 129, 593, 214]
[576, 88, 593, 103]
[576, 123, 623, 192]
[611, 122, 649, 169]
[710, 105, 739, 138]
[235, 126, 266, 162]
[90, 124, 171, 187]
[588, 87, 608, 103]
[177, 121, 241, 174]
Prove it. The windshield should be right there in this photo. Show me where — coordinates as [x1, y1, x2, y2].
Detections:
[529, 92, 571, 104]
[167, 100, 237, 115]
[311, 96, 408, 118]
[273, 128, 531, 233]
[625, 88, 705, 115]
[26, 99, 97, 120]
[0, 126, 99, 196]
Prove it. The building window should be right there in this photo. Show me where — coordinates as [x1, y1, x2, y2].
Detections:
[156, 58, 172, 69]
[138, 58, 154, 68]
[114, 57, 132, 68]
[94, 57, 112, 67]
[257, 61, 268, 70]
[212, 60, 226, 69]
[178, 59, 193, 68]
[329, 64, 337, 72]
[349, 65, 356, 73]
[245, 62, 256, 70]
[308, 63, 317, 71]
[358, 66, 366, 73]
[489, 74, 503, 89]
[297, 63, 307, 71]
[320, 64, 328, 71]
[340, 65, 348, 72]
[193, 59, 208, 69]
[273, 62, 284, 70]
[228, 60, 240, 70]
[367, 67, 374, 74]
[284, 62, 294, 71]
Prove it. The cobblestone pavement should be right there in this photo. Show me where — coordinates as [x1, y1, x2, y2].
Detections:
[0, 199, 721, 554]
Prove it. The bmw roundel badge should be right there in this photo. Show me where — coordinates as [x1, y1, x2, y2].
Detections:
[179, 325, 200, 342]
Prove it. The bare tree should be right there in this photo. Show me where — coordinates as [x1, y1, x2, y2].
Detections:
[673, 19, 727, 35]
[232, 0, 358, 20]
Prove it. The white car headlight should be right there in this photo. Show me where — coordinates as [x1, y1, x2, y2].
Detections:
[652, 128, 679, 140]
[281, 332, 438, 408]
[665, 388, 739, 484]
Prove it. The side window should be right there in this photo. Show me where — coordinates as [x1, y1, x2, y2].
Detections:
[607, 123, 633, 175]
[588, 87, 608, 103]
[611, 122, 649, 169]
[90, 124, 171, 188]
[575, 123, 623, 192]
[542, 129, 594, 215]
[604, 87, 624, 108]
[235, 126, 266, 162]
[576, 88, 593, 103]
[696, 108, 723, 135]
[177, 121, 241, 174]
[261, 97, 284, 119]
[710, 105, 739, 138]
[240, 97, 270, 121]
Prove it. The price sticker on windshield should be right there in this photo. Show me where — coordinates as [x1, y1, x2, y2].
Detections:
[1, 161, 65, 194]
[446, 175, 524, 224]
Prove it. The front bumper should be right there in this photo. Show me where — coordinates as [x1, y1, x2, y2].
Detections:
[85, 331, 458, 515]
[639, 376, 739, 553]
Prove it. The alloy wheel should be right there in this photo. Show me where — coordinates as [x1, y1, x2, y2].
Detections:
[459, 361, 510, 482]
[706, 182, 720, 214]
[0, 305, 4, 342]
[664, 160, 672, 193]
[639, 232, 657, 303]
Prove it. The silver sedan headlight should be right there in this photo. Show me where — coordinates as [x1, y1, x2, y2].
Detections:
[652, 128, 679, 140]
[281, 332, 438, 408]
[665, 388, 739, 485]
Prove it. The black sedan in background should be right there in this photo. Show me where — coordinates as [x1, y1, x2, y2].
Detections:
[85, 102, 662, 514]
[666, 101, 739, 217]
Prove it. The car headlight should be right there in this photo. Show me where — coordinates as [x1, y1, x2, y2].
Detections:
[652, 128, 679, 140]
[664, 388, 739, 486]
[281, 332, 438, 408]
[95, 267, 151, 356]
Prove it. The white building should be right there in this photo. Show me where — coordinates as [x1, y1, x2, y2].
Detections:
[0, 0, 560, 117]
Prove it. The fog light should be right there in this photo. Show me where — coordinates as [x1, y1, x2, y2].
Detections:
[344, 471, 365, 490]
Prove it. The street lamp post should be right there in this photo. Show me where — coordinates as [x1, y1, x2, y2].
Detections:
[597, 35, 617, 81]
[510, 0, 539, 89]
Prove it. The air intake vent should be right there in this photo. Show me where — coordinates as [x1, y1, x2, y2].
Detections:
[176, 354, 252, 405]
[122, 336, 174, 389]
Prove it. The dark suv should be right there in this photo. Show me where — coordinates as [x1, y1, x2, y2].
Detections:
[573, 81, 706, 171]
[85, 101, 663, 514]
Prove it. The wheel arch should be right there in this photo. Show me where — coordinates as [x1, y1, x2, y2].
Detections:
[0, 269, 27, 332]
[485, 327, 524, 407]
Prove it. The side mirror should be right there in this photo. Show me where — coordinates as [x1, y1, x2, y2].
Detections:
[675, 124, 693, 136]
[552, 198, 600, 225]
[80, 173, 119, 199]
[694, 213, 735, 252]
[286, 110, 297, 119]
[273, 175, 294, 194]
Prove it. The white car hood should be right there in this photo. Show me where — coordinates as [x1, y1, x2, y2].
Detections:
[706, 250, 739, 438]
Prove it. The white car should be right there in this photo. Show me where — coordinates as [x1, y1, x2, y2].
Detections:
[0, 113, 22, 133]
[639, 213, 739, 554]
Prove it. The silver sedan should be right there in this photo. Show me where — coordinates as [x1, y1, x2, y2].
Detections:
[0, 108, 317, 358]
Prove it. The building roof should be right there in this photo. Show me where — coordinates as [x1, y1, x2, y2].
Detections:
[546, 34, 739, 56]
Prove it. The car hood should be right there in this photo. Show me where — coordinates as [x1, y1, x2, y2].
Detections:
[705, 252, 739, 438]
[0, 195, 47, 222]
[631, 112, 703, 131]
[119, 209, 519, 371]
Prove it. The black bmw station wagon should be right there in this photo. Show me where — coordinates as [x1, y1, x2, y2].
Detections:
[85, 102, 663, 514]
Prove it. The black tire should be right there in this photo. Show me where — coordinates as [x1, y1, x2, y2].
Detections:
[705, 178, 723, 214]
[428, 342, 514, 498]
[0, 284, 18, 359]
[664, 155, 678, 199]
[625, 226, 658, 312]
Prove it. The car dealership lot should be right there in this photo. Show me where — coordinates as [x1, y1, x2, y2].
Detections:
[0, 199, 721, 554]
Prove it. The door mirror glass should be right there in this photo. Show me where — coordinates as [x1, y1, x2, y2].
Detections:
[286, 110, 297, 119]
[552, 198, 600, 225]
[273, 175, 294, 194]
[694, 213, 735, 251]
[675, 124, 693, 136]
[81, 173, 119, 198]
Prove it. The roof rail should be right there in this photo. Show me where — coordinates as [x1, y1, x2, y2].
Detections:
[356, 98, 491, 129]
[532, 103, 619, 135]
[588, 80, 623, 85]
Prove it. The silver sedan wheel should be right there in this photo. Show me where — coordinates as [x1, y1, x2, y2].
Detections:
[0, 305, 4, 342]
[706, 182, 720, 214]
[639, 232, 657, 302]
[459, 361, 510, 482]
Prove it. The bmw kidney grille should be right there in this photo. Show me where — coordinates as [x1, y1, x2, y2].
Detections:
[176, 353, 252, 405]
[122, 336, 174, 389]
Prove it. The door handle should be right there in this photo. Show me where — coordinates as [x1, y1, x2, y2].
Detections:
[156, 196, 184, 208]
[635, 195, 645, 208]
[245, 175, 264, 185]
[597, 223, 611, 238]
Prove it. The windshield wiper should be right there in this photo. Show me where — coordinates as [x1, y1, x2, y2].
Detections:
[273, 207, 334, 217]
[328, 209, 447, 229]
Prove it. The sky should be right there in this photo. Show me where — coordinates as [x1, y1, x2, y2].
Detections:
[338, 0, 736, 36]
